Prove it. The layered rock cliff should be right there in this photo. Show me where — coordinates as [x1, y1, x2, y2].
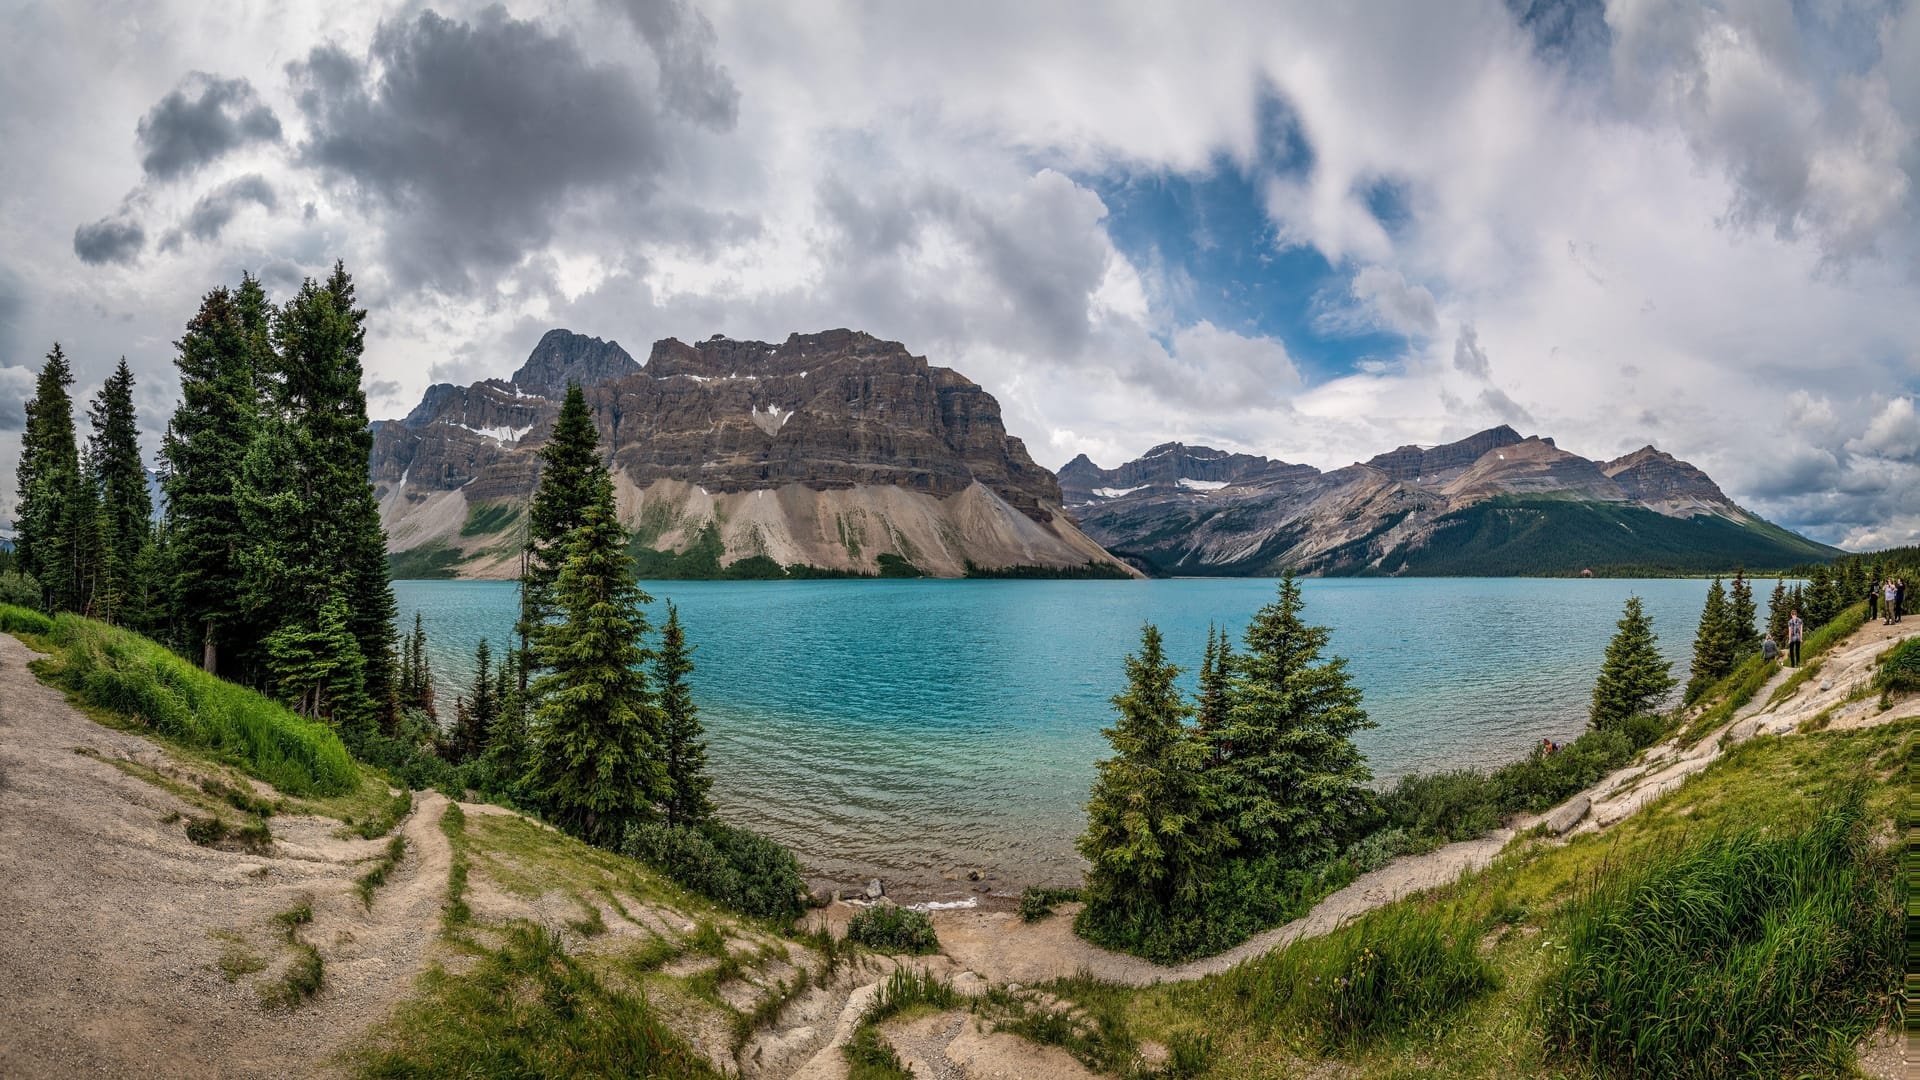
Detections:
[371, 329, 1133, 579]
[1068, 428, 1838, 576]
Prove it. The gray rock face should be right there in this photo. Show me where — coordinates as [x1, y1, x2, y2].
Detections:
[1365, 425, 1529, 482]
[1058, 443, 1316, 505]
[510, 329, 642, 397]
[1602, 445, 1739, 517]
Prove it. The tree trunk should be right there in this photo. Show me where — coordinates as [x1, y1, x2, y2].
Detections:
[202, 621, 217, 673]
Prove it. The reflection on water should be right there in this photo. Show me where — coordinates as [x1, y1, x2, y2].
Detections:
[394, 576, 1729, 896]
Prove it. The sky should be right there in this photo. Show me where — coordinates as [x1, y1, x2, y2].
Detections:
[0, 0, 1916, 549]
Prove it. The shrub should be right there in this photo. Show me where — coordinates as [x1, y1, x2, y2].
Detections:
[1380, 769, 1502, 844]
[1077, 853, 1350, 964]
[42, 614, 356, 796]
[184, 815, 229, 846]
[1488, 727, 1632, 814]
[1017, 886, 1082, 922]
[0, 603, 53, 634]
[620, 819, 806, 922]
[0, 574, 41, 611]
[846, 904, 938, 954]
[1541, 785, 1897, 1078]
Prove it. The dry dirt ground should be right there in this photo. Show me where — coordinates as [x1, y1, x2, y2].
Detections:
[1, 616, 1912, 1079]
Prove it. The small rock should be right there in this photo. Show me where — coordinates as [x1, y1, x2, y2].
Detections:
[1819, 679, 1833, 691]
[864, 878, 885, 900]
[967, 869, 982, 881]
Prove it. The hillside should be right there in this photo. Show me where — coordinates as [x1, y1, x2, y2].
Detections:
[1064, 426, 1840, 575]
[373, 329, 1132, 580]
[0, 607, 1907, 1077]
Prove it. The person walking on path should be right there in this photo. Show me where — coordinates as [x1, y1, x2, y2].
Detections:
[1885, 580, 1899, 625]
[1761, 634, 1779, 664]
[1787, 609, 1804, 667]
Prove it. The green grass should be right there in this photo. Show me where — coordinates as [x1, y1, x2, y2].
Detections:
[1018, 886, 1082, 922]
[0, 603, 53, 634]
[1541, 786, 1896, 1077]
[460, 500, 521, 538]
[261, 941, 325, 1010]
[439, 802, 471, 930]
[359, 922, 724, 1078]
[22, 612, 356, 797]
[386, 543, 465, 579]
[1874, 636, 1920, 698]
[347, 788, 413, 839]
[846, 904, 939, 954]
[355, 835, 409, 910]
[215, 938, 268, 982]
[274, 899, 314, 936]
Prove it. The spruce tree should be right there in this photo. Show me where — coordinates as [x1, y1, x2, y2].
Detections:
[481, 647, 530, 797]
[1078, 624, 1226, 930]
[15, 344, 83, 612]
[86, 359, 151, 621]
[271, 263, 398, 719]
[264, 593, 373, 730]
[1685, 577, 1735, 704]
[1590, 596, 1674, 731]
[163, 287, 261, 673]
[525, 473, 666, 845]
[1802, 564, 1839, 629]
[1195, 624, 1232, 740]
[1727, 569, 1758, 654]
[449, 638, 496, 763]
[1767, 579, 1791, 644]
[1208, 575, 1375, 869]
[522, 383, 606, 636]
[656, 603, 713, 826]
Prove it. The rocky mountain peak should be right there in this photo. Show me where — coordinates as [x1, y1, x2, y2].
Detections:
[1365, 425, 1529, 482]
[510, 329, 641, 397]
[1602, 444, 1735, 515]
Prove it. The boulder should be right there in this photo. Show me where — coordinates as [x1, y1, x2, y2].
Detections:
[1543, 795, 1590, 836]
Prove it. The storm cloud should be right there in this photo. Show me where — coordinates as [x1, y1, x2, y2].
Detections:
[288, 7, 686, 293]
[135, 73, 282, 181]
[72, 215, 146, 265]
[167, 174, 277, 248]
[603, 0, 741, 129]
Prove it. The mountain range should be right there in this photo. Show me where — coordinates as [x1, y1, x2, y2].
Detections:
[1060, 427, 1839, 576]
[371, 329, 1132, 579]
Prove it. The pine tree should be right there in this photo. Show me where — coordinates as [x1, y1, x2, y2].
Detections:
[525, 473, 666, 845]
[1590, 596, 1674, 731]
[1685, 577, 1736, 704]
[481, 646, 530, 798]
[1767, 579, 1791, 644]
[1208, 575, 1375, 868]
[656, 603, 713, 826]
[1727, 569, 1758, 654]
[1802, 564, 1840, 629]
[1078, 623, 1226, 925]
[70, 445, 109, 617]
[164, 287, 262, 673]
[15, 344, 84, 612]
[1196, 624, 1232, 740]
[86, 359, 151, 620]
[449, 638, 496, 763]
[264, 593, 373, 730]
[271, 263, 398, 719]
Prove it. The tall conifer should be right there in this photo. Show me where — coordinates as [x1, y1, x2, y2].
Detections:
[1685, 577, 1736, 703]
[15, 345, 83, 612]
[1727, 569, 1758, 653]
[525, 473, 665, 845]
[85, 359, 150, 621]
[521, 384, 605, 635]
[656, 603, 713, 826]
[1208, 575, 1374, 869]
[1767, 579, 1791, 643]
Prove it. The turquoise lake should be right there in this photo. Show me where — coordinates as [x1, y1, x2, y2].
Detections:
[392, 576, 1740, 898]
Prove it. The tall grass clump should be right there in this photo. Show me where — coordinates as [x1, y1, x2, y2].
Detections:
[1541, 784, 1897, 1078]
[1204, 901, 1497, 1048]
[41, 614, 356, 796]
[845, 904, 938, 954]
[0, 603, 53, 634]
[1873, 637, 1920, 698]
[360, 921, 721, 1078]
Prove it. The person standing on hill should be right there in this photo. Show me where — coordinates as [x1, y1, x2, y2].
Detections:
[1886, 579, 1900, 625]
[1897, 579, 1907, 624]
[1786, 609, 1804, 667]
[1866, 579, 1879, 622]
[1761, 634, 1779, 664]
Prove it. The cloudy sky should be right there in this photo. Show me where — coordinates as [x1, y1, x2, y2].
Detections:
[1, 0, 1916, 548]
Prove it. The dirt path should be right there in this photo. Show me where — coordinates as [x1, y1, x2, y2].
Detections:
[0, 633, 452, 1079]
[936, 617, 1919, 989]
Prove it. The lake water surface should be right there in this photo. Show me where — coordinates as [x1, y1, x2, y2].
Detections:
[393, 576, 1739, 897]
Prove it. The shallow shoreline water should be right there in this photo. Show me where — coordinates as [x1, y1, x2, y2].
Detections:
[394, 576, 1738, 898]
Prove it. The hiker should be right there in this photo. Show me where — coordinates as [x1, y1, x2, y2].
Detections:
[1867, 579, 1879, 621]
[1787, 609, 1804, 667]
[1886, 579, 1901, 625]
[1761, 634, 1779, 664]
[1898, 578, 1907, 623]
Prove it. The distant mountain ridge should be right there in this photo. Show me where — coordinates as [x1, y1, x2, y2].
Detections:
[1064, 427, 1838, 576]
[371, 329, 1132, 579]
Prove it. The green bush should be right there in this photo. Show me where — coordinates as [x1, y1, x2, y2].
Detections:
[1077, 854, 1352, 964]
[1488, 727, 1633, 814]
[0, 603, 53, 634]
[1380, 769, 1502, 844]
[1541, 785, 1897, 1077]
[620, 819, 806, 922]
[846, 904, 938, 954]
[1017, 886, 1082, 922]
[0, 573, 40, 611]
[42, 614, 356, 796]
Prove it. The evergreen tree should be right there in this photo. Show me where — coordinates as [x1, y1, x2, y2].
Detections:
[521, 383, 606, 638]
[1590, 596, 1674, 731]
[15, 344, 83, 612]
[1195, 624, 1232, 740]
[656, 603, 713, 826]
[1802, 563, 1840, 628]
[86, 359, 151, 620]
[163, 287, 261, 673]
[1767, 579, 1791, 644]
[1208, 575, 1375, 869]
[271, 263, 398, 719]
[525, 474, 666, 845]
[1685, 577, 1736, 703]
[449, 638, 496, 763]
[1078, 624, 1226, 924]
[481, 646, 530, 798]
[119, 523, 170, 634]
[70, 445, 108, 617]
[264, 593, 373, 730]
[1727, 569, 1758, 653]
